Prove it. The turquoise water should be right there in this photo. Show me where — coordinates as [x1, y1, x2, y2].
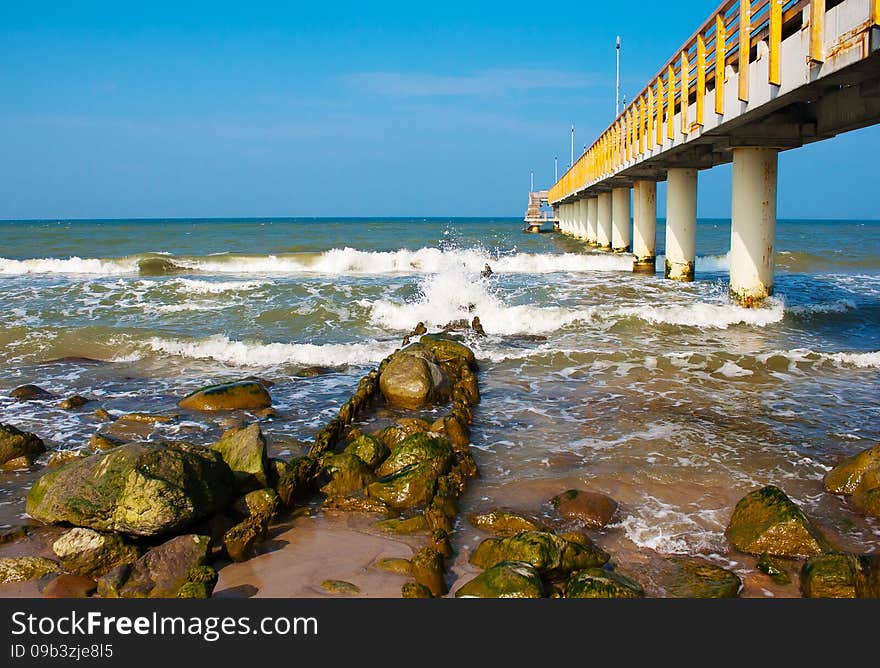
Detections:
[1, 217, 878, 592]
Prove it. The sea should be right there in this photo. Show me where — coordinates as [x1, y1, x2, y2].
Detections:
[1, 217, 878, 595]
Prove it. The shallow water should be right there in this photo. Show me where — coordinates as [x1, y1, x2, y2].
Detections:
[1, 217, 878, 596]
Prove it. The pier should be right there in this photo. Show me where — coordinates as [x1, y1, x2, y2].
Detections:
[549, 0, 880, 306]
[523, 190, 557, 232]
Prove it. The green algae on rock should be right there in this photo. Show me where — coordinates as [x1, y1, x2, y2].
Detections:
[52, 528, 139, 579]
[367, 462, 439, 509]
[0, 556, 60, 584]
[320, 452, 375, 497]
[662, 557, 742, 598]
[378, 345, 449, 410]
[211, 424, 270, 492]
[418, 333, 477, 369]
[0, 423, 46, 468]
[179, 381, 272, 411]
[566, 568, 644, 598]
[375, 432, 452, 478]
[469, 530, 608, 575]
[801, 554, 857, 598]
[343, 434, 389, 469]
[410, 546, 446, 597]
[320, 579, 360, 595]
[468, 509, 541, 536]
[26, 442, 235, 537]
[726, 485, 832, 557]
[223, 512, 271, 562]
[455, 561, 544, 598]
[401, 582, 433, 598]
[824, 444, 880, 495]
[373, 558, 412, 575]
[756, 553, 792, 585]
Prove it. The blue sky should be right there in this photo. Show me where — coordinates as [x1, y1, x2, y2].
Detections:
[1, 0, 878, 219]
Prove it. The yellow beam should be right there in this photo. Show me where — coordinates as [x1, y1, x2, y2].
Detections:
[810, 0, 825, 63]
[715, 14, 726, 115]
[769, 0, 782, 85]
[738, 0, 750, 102]
[639, 97, 646, 155]
[647, 87, 655, 150]
[681, 50, 689, 135]
[696, 35, 705, 127]
[667, 65, 675, 139]
[875, 0, 880, 26]
[656, 81, 663, 145]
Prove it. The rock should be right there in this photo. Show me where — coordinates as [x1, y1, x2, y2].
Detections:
[46, 449, 88, 468]
[276, 456, 319, 508]
[115, 413, 172, 424]
[42, 574, 97, 598]
[726, 485, 831, 557]
[0, 423, 46, 467]
[58, 395, 90, 410]
[431, 528, 452, 558]
[89, 432, 124, 451]
[401, 582, 433, 598]
[233, 488, 279, 519]
[756, 553, 792, 585]
[394, 418, 433, 437]
[468, 510, 541, 536]
[853, 554, 880, 597]
[374, 515, 429, 534]
[379, 345, 449, 409]
[52, 528, 139, 578]
[97, 534, 216, 598]
[10, 384, 54, 401]
[418, 333, 476, 369]
[376, 432, 453, 478]
[321, 580, 360, 595]
[320, 453, 375, 496]
[410, 547, 446, 597]
[179, 381, 272, 411]
[0, 557, 60, 583]
[851, 484, 880, 518]
[469, 531, 608, 575]
[94, 407, 112, 421]
[550, 489, 618, 529]
[455, 561, 544, 598]
[211, 424, 270, 492]
[431, 416, 469, 449]
[374, 558, 412, 575]
[296, 367, 334, 378]
[267, 457, 287, 487]
[824, 444, 880, 495]
[662, 557, 742, 598]
[323, 495, 389, 514]
[223, 512, 271, 562]
[27, 442, 235, 537]
[566, 568, 644, 598]
[344, 434, 390, 469]
[367, 462, 439, 509]
[801, 554, 857, 598]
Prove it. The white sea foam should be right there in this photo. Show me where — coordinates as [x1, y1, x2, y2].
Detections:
[618, 298, 785, 329]
[143, 335, 397, 367]
[821, 350, 880, 368]
[715, 361, 754, 378]
[169, 278, 270, 294]
[0, 256, 136, 275]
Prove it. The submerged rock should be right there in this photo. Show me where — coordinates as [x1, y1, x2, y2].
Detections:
[58, 395, 90, 410]
[566, 568, 644, 599]
[550, 489, 618, 529]
[10, 384, 55, 401]
[179, 381, 272, 411]
[469, 530, 608, 576]
[376, 432, 452, 478]
[0, 557, 60, 584]
[0, 423, 46, 468]
[97, 534, 216, 598]
[27, 442, 235, 537]
[726, 485, 831, 557]
[211, 424, 270, 492]
[344, 434, 389, 469]
[320, 453, 375, 497]
[379, 345, 449, 410]
[662, 557, 742, 598]
[468, 509, 542, 536]
[89, 432, 124, 451]
[52, 528, 139, 578]
[455, 561, 544, 598]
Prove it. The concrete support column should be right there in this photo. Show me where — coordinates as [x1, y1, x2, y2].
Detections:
[611, 187, 632, 253]
[553, 206, 560, 231]
[632, 180, 657, 272]
[565, 203, 572, 234]
[586, 197, 598, 246]
[597, 192, 613, 251]
[730, 147, 778, 307]
[664, 168, 698, 281]
[561, 204, 568, 233]
[578, 199, 588, 239]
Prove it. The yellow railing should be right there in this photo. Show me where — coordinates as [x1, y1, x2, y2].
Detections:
[548, 0, 824, 204]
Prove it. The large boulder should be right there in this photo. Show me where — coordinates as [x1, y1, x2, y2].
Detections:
[97, 534, 216, 598]
[366, 462, 439, 509]
[178, 381, 271, 411]
[379, 345, 449, 409]
[0, 423, 46, 467]
[26, 442, 235, 537]
[223, 512, 271, 562]
[0, 557, 59, 584]
[410, 547, 446, 597]
[344, 434, 389, 469]
[376, 432, 452, 478]
[469, 530, 608, 576]
[320, 453, 375, 497]
[566, 568, 644, 598]
[468, 509, 542, 536]
[851, 481, 880, 518]
[801, 553, 880, 598]
[52, 528, 139, 578]
[550, 489, 618, 529]
[455, 561, 544, 598]
[418, 334, 476, 369]
[661, 557, 742, 598]
[10, 385, 55, 401]
[211, 424, 270, 492]
[726, 486, 831, 557]
[824, 444, 880, 495]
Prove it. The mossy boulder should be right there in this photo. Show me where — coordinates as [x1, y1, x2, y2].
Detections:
[179, 381, 271, 411]
[374, 515, 429, 534]
[26, 442, 235, 537]
[89, 432, 124, 451]
[726, 486, 831, 557]
[566, 568, 644, 598]
[550, 489, 618, 529]
[223, 512, 271, 562]
[276, 456, 319, 508]
[756, 553, 792, 585]
[0, 423, 46, 467]
[431, 416, 470, 448]
[233, 488, 279, 519]
[410, 546, 446, 597]
[52, 528, 139, 578]
[376, 432, 452, 478]
[379, 345, 449, 410]
[59, 395, 90, 410]
[97, 534, 216, 598]
[418, 333, 476, 369]
[824, 444, 880, 495]
[662, 557, 742, 598]
[401, 582, 433, 598]
[801, 554, 857, 598]
[373, 558, 412, 575]
[211, 424, 270, 492]
[344, 434, 389, 469]
[0, 557, 60, 584]
[468, 509, 541, 536]
[851, 484, 880, 518]
[366, 462, 439, 509]
[455, 561, 544, 598]
[321, 580, 360, 595]
[469, 530, 608, 575]
[320, 453, 375, 496]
